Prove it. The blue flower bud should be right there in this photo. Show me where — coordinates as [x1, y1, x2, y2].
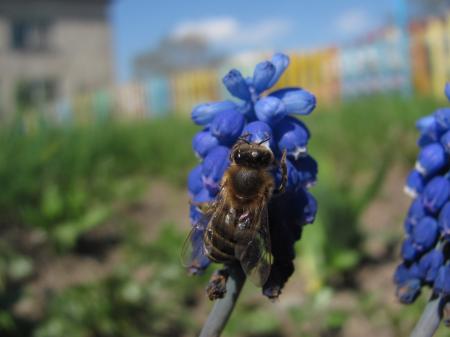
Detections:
[188, 164, 203, 196]
[222, 69, 252, 101]
[394, 264, 411, 285]
[404, 169, 425, 198]
[434, 265, 450, 296]
[416, 115, 437, 134]
[298, 188, 318, 224]
[201, 146, 230, 195]
[274, 116, 310, 160]
[242, 121, 276, 151]
[253, 61, 276, 93]
[415, 143, 448, 177]
[445, 82, 450, 101]
[211, 109, 245, 145]
[418, 134, 434, 148]
[268, 53, 290, 88]
[407, 198, 427, 225]
[270, 88, 316, 115]
[418, 249, 444, 283]
[440, 130, 450, 153]
[292, 155, 318, 188]
[401, 238, 420, 262]
[192, 129, 219, 158]
[412, 216, 439, 252]
[438, 202, 450, 237]
[434, 108, 450, 130]
[421, 176, 450, 214]
[396, 278, 421, 304]
[191, 100, 238, 125]
[404, 219, 415, 236]
[254, 96, 288, 125]
[190, 188, 215, 226]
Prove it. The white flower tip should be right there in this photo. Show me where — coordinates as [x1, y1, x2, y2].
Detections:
[403, 186, 418, 199]
[414, 162, 426, 175]
[292, 147, 308, 160]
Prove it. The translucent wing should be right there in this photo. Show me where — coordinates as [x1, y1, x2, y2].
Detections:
[234, 205, 273, 287]
[180, 203, 213, 274]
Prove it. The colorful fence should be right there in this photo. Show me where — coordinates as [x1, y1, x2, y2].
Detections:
[52, 13, 450, 122]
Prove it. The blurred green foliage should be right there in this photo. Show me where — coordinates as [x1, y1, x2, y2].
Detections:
[0, 118, 198, 250]
[0, 95, 446, 337]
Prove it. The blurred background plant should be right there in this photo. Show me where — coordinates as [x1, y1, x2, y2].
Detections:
[1, 0, 450, 336]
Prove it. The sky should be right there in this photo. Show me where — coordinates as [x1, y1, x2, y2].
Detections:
[110, 0, 398, 82]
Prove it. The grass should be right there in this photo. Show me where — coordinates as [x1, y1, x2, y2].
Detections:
[0, 94, 447, 337]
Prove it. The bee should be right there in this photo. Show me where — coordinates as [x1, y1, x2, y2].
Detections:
[184, 135, 287, 299]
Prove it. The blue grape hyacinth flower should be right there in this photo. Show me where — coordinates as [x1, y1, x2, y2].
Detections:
[187, 53, 318, 299]
[395, 82, 450, 306]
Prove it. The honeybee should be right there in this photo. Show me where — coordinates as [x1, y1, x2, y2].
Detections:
[185, 135, 287, 299]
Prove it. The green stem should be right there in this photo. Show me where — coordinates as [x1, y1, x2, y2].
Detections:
[199, 264, 246, 337]
[409, 297, 441, 337]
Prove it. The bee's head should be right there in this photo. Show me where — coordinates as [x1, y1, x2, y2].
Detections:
[231, 136, 274, 168]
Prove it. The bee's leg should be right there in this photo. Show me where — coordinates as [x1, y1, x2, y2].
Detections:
[206, 267, 229, 300]
[276, 150, 287, 194]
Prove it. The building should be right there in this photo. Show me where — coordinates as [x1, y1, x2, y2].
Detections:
[0, 0, 113, 117]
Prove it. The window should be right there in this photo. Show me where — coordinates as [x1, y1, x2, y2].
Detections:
[15, 79, 58, 110]
[10, 20, 51, 51]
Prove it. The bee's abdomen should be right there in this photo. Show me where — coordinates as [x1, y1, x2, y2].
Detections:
[204, 218, 236, 263]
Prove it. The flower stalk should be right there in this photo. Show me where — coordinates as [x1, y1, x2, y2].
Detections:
[199, 263, 246, 337]
[409, 297, 441, 337]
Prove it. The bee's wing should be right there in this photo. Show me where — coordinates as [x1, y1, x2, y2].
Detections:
[180, 203, 214, 273]
[234, 205, 272, 287]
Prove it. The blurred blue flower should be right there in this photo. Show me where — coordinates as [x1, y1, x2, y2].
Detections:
[192, 129, 220, 158]
[255, 96, 287, 125]
[412, 216, 439, 252]
[274, 116, 310, 160]
[292, 155, 318, 188]
[438, 202, 450, 237]
[397, 278, 421, 304]
[211, 109, 245, 145]
[187, 53, 317, 298]
[222, 69, 252, 101]
[191, 100, 238, 125]
[407, 198, 427, 225]
[268, 53, 290, 88]
[201, 146, 230, 195]
[401, 238, 420, 262]
[396, 83, 450, 304]
[434, 265, 450, 296]
[270, 88, 316, 116]
[434, 107, 450, 131]
[253, 61, 276, 94]
[404, 169, 425, 198]
[418, 249, 444, 283]
[440, 130, 450, 153]
[188, 164, 203, 196]
[421, 176, 450, 214]
[415, 143, 448, 177]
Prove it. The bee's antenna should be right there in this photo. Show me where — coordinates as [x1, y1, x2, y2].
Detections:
[258, 136, 271, 145]
[238, 132, 251, 144]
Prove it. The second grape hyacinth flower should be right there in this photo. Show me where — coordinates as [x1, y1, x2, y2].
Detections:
[395, 83, 450, 313]
[187, 53, 318, 299]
